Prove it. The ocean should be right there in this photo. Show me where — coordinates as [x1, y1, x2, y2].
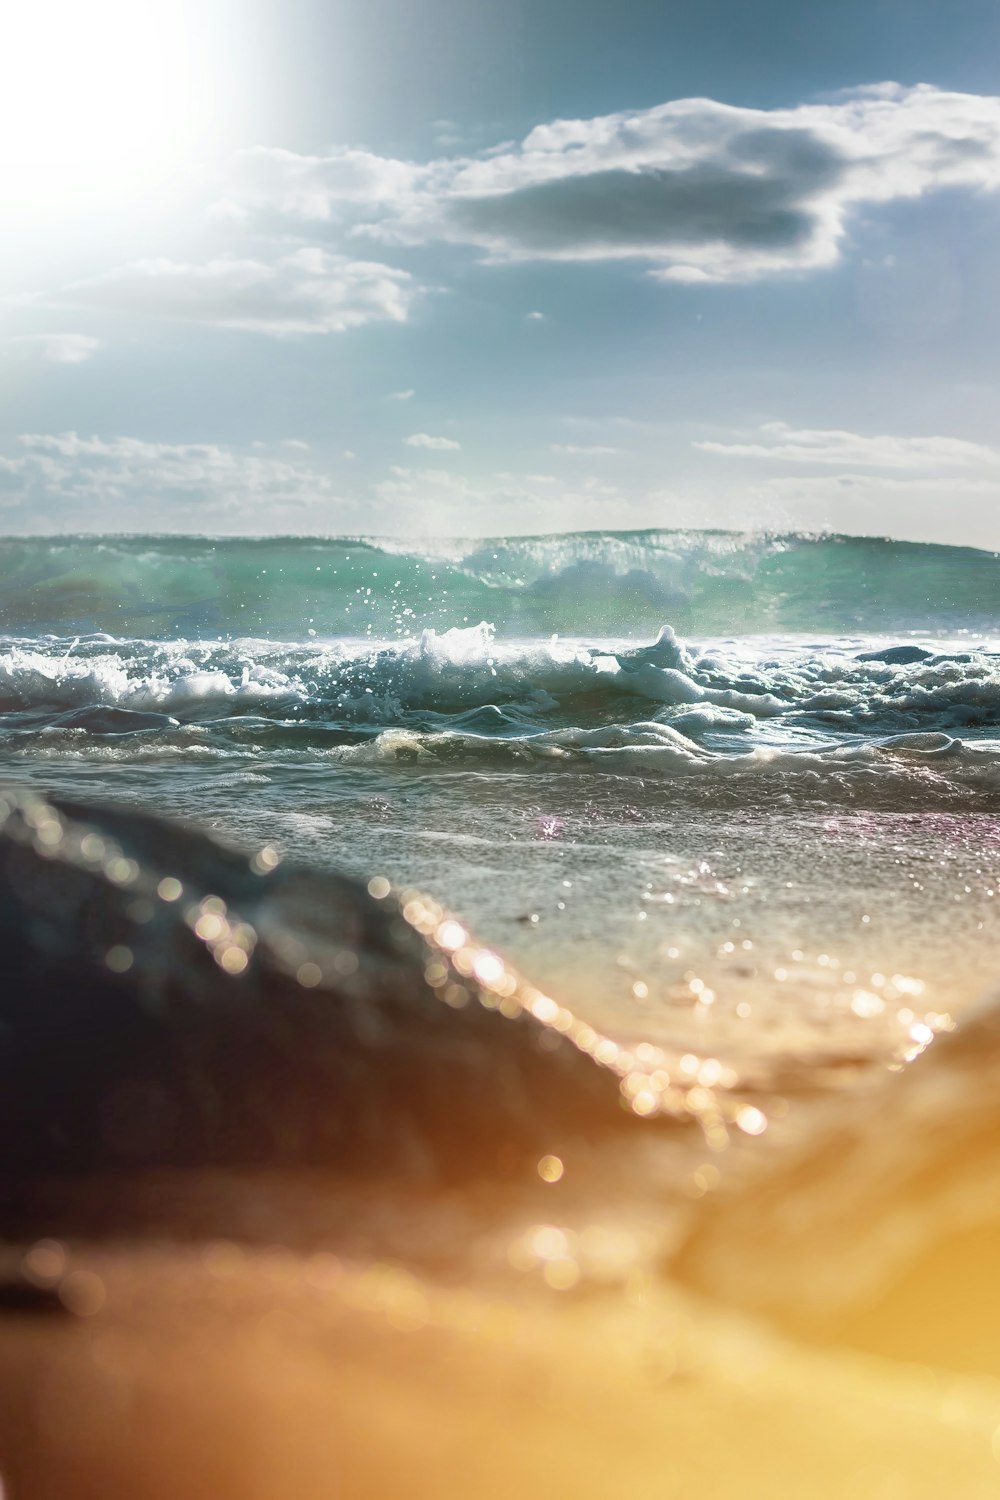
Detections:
[2, 527, 999, 1207]
[5, 526, 1000, 1496]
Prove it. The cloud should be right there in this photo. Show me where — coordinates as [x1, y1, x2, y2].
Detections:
[551, 443, 620, 456]
[744, 470, 1000, 549]
[526, 310, 546, 321]
[0, 432, 355, 531]
[391, 388, 416, 400]
[754, 471, 1000, 497]
[7, 333, 100, 364]
[404, 433, 461, 451]
[57, 249, 418, 336]
[696, 422, 1000, 470]
[227, 85, 1000, 283]
[224, 145, 419, 220]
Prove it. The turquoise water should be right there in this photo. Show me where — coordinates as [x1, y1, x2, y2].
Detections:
[1, 528, 997, 637]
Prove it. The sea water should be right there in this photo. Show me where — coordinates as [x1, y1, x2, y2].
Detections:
[1, 528, 999, 1118]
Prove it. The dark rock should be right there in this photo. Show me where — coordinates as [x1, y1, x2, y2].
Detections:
[855, 646, 932, 665]
[0, 791, 636, 1193]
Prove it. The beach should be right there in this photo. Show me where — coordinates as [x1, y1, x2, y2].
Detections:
[4, 1212, 1000, 1500]
[2, 528, 1000, 1495]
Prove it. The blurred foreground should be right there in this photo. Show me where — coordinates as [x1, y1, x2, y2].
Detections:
[2, 791, 1000, 1498]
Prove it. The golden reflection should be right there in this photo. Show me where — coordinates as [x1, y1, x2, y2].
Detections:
[735, 1105, 768, 1137]
[194, 912, 226, 942]
[383, 874, 899, 1139]
[250, 845, 281, 874]
[6, 792, 950, 1160]
[79, 833, 106, 863]
[57, 1270, 106, 1317]
[435, 919, 467, 951]
[21, 1240, 68, 1286]
[542, 1258, 580, 1291]
[219, 946, 249, 975]
[104, 944, 133, 974]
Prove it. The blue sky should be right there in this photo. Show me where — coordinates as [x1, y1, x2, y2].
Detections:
[2, 0, 999, 545]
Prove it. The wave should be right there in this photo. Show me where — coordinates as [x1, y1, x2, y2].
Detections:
[1, 529, 998, 637]
[1, 625, 998, 734]
[3, 626, 1000, 807]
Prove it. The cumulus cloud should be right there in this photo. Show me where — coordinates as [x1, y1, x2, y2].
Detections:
[0, 432, 354, 531]
[404, 432, 461, 451]
[696, 421, 1000, 469]
[225, 84, 1000, 282]
[57, 249, 418, 336]
[7, 333, 100, 364]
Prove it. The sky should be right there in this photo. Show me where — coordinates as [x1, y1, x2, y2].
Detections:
[2, 0, 1000, 546]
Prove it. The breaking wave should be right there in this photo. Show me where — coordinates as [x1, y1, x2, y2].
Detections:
[1, 529, 997, 637]
[2, 622, 999, 806]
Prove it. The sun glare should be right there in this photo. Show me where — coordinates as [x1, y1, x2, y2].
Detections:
[0, 1, 218, 209]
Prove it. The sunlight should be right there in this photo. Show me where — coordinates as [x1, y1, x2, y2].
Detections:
[0, 1, 218, 208]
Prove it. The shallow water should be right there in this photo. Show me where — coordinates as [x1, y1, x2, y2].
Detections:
[3, 530, 998, 1065]
[3, 531, 1000, 1227]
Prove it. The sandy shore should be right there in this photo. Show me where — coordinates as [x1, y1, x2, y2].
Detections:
[2, 1232, 1000, 1500]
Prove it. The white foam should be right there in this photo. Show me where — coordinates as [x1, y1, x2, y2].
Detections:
[1, 627, 999, 751]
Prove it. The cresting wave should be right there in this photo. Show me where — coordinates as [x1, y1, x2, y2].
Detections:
[2, 528, 998, 636]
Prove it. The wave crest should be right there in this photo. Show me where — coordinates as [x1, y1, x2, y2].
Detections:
[1, 529, 997, 636]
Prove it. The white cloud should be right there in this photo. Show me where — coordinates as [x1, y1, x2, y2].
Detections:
[7, 333, 100, 364]
[225, 145, 419, 219]
[551, 443, 620, 456]
[224, 84, 1000, 283]
[391, 388, 416, 400]
[696, 421, 1000, 470]
[57, 248, 418, 336]
[526, 310, 546, 321]
[0, 431, 355, 531]
[404, 433, 461, 451]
